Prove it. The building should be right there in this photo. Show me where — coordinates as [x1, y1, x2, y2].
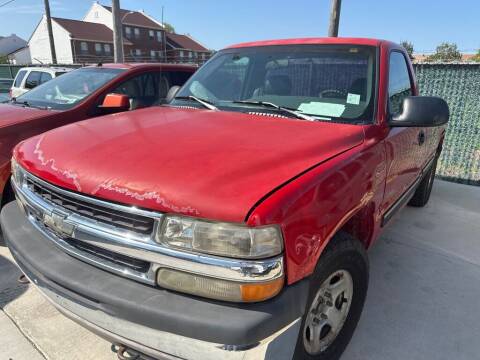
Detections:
[166, 32, 211, 64]
[28, 15, 133, 64]
[0, 34, 27, 56]
[27, 2, 212, 65]
[27, 2, 211, 64]
[83, 2, 166, 62]
[7, 46, 31, 65]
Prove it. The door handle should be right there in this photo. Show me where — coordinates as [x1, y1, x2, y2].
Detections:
[418, 130, 426, 145]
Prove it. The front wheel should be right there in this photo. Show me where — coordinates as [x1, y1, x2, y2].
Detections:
[293, 233, 369, 360]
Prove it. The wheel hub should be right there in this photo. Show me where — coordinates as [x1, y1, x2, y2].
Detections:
[303, 269, 353, 355]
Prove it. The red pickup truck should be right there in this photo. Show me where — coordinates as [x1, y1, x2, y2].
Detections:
[2, 38, 448, 360]
[0, 63, 195, 208]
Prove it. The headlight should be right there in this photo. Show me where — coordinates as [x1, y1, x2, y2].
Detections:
[157, 215, 283, 259]
[11, 158, 25, 186]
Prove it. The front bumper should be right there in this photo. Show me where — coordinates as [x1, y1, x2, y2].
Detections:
[2, 202, 308, 360]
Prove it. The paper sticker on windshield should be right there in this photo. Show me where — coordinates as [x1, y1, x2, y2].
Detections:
[347, 93, 361, 105]
[298, 102, 345, 117]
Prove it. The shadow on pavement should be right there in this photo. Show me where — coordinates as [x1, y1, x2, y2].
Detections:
[0, 236, 28, 309]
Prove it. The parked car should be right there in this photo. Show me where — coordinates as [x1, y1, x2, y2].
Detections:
[10, 67, 73, 98]
[0, 63, 196, 208]
[2, 38, 448, 360]
[0, 78, 13, 102]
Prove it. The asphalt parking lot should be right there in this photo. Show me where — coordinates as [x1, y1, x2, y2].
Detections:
[0, 179, 479, 360]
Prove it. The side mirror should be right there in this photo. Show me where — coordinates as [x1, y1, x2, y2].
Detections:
[389, 96, 449, 127]
[99, 93, 130, 111]
[166, 86, 181, 103]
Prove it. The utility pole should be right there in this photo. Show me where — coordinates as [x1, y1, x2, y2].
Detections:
[44, 0, 57, 64]
[328, 0, 342, 37]
[112, 0, 124, 63]
[162, 6, 167, 62]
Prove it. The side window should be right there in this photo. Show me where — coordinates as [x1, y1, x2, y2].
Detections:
[14, 70, 27, 87]
[25, 71, 42, 89]
[111, 72, 167, 109]
[39, 72, 52, 84]
[388, 52, 413, 115]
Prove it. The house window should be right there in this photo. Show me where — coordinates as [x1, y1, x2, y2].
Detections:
[94, 11, 99, 18]
[156, 31, 162, 42]
[125, 26, 131, 38]
[201, 53, 206, 60]
[179, 50, 184, 58]
[135, 49, 142, 56]
[150, 50, 156, 59]
[149, 30, 154, 40]
[95, 43, 102, 54]
[188, 51, 192, 58]
[80, 41, 88, 54]
[104, 44, 111, 54]
[134, 28, 140, 39]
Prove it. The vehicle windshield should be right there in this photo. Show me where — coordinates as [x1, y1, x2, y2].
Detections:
[173, 45, 377, 122]
[15, 67, 125, 110]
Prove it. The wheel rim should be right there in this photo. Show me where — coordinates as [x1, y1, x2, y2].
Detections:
[303, 270, 353, 355]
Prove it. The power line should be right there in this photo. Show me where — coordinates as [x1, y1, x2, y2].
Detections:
[0, 0, 15, 8]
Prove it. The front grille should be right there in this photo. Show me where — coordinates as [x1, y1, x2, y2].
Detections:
[64, 238, 150, 273]
[26, 177, 155, 235]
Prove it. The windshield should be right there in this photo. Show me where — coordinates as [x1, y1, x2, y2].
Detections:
[16, 67, 125, 110]
[173, 45, 377, 122]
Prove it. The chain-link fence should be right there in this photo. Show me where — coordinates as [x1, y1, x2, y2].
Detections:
[414, 63, 480, 185]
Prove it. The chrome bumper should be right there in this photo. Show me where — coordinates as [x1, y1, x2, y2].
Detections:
[27, 274, 300, 360]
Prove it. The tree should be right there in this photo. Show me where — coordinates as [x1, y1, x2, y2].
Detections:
[163, 22, 175, 33]
[400, 41, 414, 60]
[472, 49, 480, 62]
[426, 42, 462, 62]
[0, 55, 8, 64]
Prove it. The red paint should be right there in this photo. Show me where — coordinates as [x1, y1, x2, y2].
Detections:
[0, 63, 196, 199]
[13, 39, 446, 286]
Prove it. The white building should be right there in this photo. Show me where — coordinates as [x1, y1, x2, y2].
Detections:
[7, 46, 31, 65]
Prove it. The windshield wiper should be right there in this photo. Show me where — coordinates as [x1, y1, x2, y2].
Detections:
[232, 100, 317, 121]
[174, 96, 218, 110]
[11, 98, 50, 110]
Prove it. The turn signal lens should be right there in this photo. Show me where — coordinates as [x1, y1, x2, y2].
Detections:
[11, 158, 25, 186]
[157, 268, 284, 302]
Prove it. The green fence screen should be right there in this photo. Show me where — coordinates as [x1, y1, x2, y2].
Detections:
[414, 63, 480, 185]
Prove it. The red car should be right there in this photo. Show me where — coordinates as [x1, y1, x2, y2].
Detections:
[3, 38, 448, 360]
[0, 63, 196, 207]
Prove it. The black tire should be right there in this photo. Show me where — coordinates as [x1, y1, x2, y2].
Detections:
[293, 232, 369, 360]
[408, 157, 438, 207]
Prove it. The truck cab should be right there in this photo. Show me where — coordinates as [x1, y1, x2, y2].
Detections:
[2, 38, 448, 360]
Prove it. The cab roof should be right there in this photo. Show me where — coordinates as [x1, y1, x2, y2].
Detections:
[227, 37, 391, 49]
[87, 63, 198, 70]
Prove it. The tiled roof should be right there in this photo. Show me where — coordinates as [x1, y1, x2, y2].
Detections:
[53, 18, 133, 45]
[101, 5, 163, 30]
[166, 33, 209, 52]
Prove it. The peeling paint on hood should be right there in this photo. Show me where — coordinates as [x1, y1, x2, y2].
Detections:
[15, 107, 365, 222]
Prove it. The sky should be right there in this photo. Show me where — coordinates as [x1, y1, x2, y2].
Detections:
[0, 0, 479, 53]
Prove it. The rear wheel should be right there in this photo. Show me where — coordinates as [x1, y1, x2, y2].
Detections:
[293, 233, 369, 360]
[408, 157, 438, 207]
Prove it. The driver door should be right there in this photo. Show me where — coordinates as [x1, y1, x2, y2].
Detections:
[382, 51, 425, 211]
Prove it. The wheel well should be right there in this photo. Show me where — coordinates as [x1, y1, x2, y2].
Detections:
[1, 178, 15, 208]
[334, 203, 375, 249]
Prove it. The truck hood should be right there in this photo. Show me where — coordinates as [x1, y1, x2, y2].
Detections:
[0, 103, 50, 128]
[16, 107, 364, 222]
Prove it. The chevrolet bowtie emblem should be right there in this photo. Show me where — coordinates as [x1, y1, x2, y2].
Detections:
[43, 210, 75, 237]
